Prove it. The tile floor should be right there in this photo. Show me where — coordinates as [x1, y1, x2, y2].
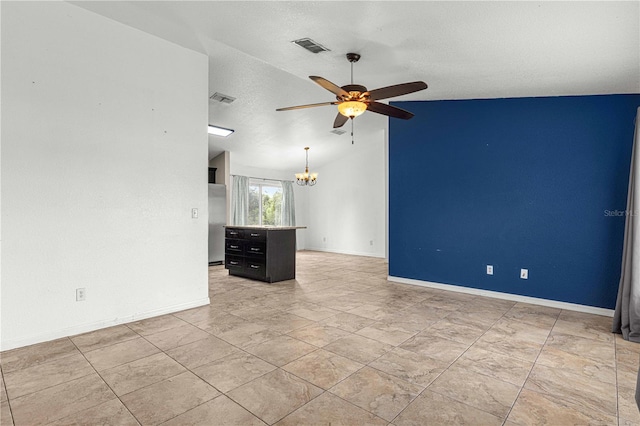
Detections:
[1, 251, 639, 425]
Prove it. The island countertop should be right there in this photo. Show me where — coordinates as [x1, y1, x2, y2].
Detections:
[223, 225, 307, 230]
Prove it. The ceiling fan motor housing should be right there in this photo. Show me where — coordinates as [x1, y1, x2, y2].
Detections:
[338, 84, 369, 102]
[346, 53, 361, 63]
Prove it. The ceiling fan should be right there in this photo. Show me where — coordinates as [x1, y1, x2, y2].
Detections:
[276, 53, 428, 128]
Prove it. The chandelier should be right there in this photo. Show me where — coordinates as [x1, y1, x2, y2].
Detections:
[295, 147, 317, 186]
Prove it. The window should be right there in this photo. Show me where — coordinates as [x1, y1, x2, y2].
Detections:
[248, 180, 283, 226]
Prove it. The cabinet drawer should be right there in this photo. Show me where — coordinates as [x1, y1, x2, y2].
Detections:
[246, 230, 266, 241]
[225, 239, 243, 254]
[225, 255, 244, 270]
[225, 228, 244, 239]
[245, 242, 266, 257]
[245, 260, 266, 276]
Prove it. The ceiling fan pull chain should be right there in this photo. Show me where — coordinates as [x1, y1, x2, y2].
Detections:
[351, 119, 354, 145]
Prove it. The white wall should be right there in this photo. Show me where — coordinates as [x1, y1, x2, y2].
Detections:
[306, 130, 386, 258]
[1, 2, 209, 350]
[230, 162, 309, 250]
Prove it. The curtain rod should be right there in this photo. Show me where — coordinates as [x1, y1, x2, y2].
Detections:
[230, 174, 294, 183]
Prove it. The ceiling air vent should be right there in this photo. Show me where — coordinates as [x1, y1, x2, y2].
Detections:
[330, 129, 346, 135]
[210, 92, 236, 104]
[292, 38, 330, 54]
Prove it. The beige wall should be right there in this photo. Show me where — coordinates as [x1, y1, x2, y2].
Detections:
[209, 151, 229, 185]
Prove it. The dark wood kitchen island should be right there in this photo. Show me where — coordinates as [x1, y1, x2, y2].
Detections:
[224, 226, 305, 283]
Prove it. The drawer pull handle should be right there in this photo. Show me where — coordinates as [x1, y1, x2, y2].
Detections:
[250, 265, 260, 269]
[250, 233, 260, 237]
[230, 245, 239, 249]
[250, 248, 260, 251]
[229, 261, 238, 265]
[230, 231, 238, 235]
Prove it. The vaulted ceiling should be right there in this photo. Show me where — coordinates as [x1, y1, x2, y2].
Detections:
[72, 1, 639, 171]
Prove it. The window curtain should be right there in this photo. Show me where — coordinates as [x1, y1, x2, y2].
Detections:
[281, 180, 296, 227]
[613, 107, 640, 343]
[231, 175, 249, 226]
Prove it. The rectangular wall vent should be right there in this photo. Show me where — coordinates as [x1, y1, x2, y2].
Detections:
[292, 38, 330, 54]
[330, 129, 346, 135]
[210, 92, 236, 104]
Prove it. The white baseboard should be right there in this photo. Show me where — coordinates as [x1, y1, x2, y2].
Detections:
[387, 276, 614, 317]
[1, 297, 211, 351]
[304, 246, 386, 259]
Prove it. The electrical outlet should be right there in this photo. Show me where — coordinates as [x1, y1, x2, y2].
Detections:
[370, 240, 374, 246]
[520, 268, 528, 279]
[486, 265, 493, 275]
[76, 288, 86, 301]
[191, 208, 198, 219]
[323, 237, 326, 242]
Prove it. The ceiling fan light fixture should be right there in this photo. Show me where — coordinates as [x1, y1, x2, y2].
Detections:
[338, 101, 367, 118]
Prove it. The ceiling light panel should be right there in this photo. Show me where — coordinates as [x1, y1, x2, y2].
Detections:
[208, 125, 234, 137]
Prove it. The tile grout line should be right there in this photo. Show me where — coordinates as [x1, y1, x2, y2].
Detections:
[161, 309, 298, 425]
[74, 320, 219, 423]
[2, 340, 95, 402]
[500, 310, 561, 423]
[67, 337, 143, 426]
[526, 312, 621, 421]
[93, 316, 225, 425]
[389, 298, 516, 424]
[125, 316, 222, 398]
[1, 363, 16, 425]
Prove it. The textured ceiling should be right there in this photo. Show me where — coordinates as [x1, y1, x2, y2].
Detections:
[72, 1, 640, 171]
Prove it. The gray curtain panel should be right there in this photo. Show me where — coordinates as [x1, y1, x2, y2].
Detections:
[281, 180, 296, 227]
[613, 107, 640, 343]
[637, 365, 640, 409]
[231, 175, 249, 226]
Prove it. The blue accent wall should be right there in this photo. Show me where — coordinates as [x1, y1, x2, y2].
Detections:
[389, 95, 640, 309]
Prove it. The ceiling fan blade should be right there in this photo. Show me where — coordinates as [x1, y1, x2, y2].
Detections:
[367, 81, 428, 101]
[333, 113, 349, 128]
[366, 102, 415, 120]
[310, 76, 349, 98]
[276, 101, 337, 111]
